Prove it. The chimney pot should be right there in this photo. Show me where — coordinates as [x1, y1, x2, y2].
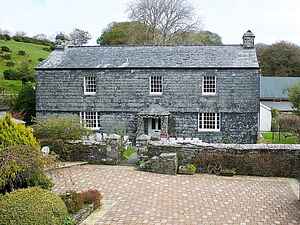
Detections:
[243, 30, 255, 48]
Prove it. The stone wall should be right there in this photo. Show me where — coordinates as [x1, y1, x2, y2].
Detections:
[144, 141, 300, 178]
[36, 68, 260, 143]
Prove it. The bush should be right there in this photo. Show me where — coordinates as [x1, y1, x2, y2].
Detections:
[33, 116, 91, 159]
[39, 57, 45, 62]
[0, 145, 55, 193]
[1, 53, 11, 60]
[61, 189, 102, 214]
[186, 164, 197, 173]
[5, 60, 15, 67]
[61, 191, 84, 214]
[17, 50, 26, 56]
[3, 69, 18, 80]
[0, 113, 39, 149]
[0, 34, 11, 41]
[1, 45, 10, 52]
[42, 47, 51, 52]
[0, 187, 69, 225]
[81, 189, 102, 209]
[12, 83, 36, 123]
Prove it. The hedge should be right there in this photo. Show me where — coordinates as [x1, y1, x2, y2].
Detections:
[0, 187, 69, 225]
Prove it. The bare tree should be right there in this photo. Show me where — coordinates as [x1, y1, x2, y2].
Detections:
[15, 31, 26, 37]
[33, 33, 49, 41]
[127, 0, 201, 43]
[69, 28, 92, 46]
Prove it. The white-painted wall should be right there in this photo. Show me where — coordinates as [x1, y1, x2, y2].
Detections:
[260, 103, 272, 131]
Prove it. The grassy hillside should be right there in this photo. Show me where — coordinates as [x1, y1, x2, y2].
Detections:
[0, 40, 51, 94]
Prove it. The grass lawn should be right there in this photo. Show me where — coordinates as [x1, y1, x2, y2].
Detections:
[261, 132, 299, 144]
[0, 39, 50, 74]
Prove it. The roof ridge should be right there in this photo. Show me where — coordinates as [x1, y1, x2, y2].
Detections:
[66, 44, 243, 48]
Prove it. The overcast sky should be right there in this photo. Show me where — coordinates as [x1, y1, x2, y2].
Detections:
[0, 0, 299, 45]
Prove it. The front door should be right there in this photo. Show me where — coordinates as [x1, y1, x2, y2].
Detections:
[148, 118, 161, 136]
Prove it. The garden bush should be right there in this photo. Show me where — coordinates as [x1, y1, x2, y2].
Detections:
[17, 50, 26, 56]
[0, 34, 11, 41]
[0, 145, 55, 193]
[61, 189, 102, 214]
[5, 60, 15, 67]
[33, 116, 91, 159]
[0, 113, 39, 149]
[0, 187, 69, 225]
[3, 69, 18, 80]
[39, 57, 46, 61]
[1, 53, 11, 60]
[1, 45, 10, 52]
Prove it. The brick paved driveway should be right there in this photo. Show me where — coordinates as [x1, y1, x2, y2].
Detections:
[49, 165, 300, 225]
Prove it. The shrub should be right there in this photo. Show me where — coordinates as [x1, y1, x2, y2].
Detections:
[5, 60, 15, 67]
[186, 164, 197, 173]
[17, 50, 26, 56]
[33, 116, 91, 159]
[62, 216, 76, 225]
[3, 69, 18, 80]
[1, 53, 11, 60]
[0, 187, 69, 225]
[0, 34, 11, 41]
[61, 189, 102, 213]
[39, 57, 45, 62]
[1, 45, 10, 52]
[81, 189, 102, 209]
[61, 191, 84, 214]
[0, 113, 39, 149]
[42, 47, 51, 52]
[121, 145, 136, 160]
[12, 83, 36, 123]
[25, 170, 54, 190]
[0, 145, 55, 193]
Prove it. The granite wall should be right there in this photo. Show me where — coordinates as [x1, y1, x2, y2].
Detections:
[145, 142, 300, 177]
[36, 68, 260, 143]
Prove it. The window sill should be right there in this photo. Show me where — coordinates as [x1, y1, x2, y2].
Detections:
[198, 129, 220, 132]
[84, 92, 96, 96]
[202, 93, 217, 96]
[149, 92, 163, 96]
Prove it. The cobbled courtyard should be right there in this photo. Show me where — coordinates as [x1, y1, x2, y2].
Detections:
[49, 165, 300, 225]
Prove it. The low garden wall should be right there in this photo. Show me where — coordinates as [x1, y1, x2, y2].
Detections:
[144, 141, 300, 178]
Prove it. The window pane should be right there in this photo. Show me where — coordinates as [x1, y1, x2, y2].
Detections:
[198, 112, 220, 131]
[150, 76, 162, 93]
[203, 76, 216, 94]
[85, 76, 96, 93]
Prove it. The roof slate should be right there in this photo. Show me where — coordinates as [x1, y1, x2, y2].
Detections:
[38, 45, 259, 69]
[260, 76, 300, 99]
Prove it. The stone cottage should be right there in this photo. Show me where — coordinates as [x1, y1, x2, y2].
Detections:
[36, 30, 260, 144]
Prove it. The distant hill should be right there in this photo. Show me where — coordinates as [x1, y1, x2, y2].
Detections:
[0, 39, 51, 94]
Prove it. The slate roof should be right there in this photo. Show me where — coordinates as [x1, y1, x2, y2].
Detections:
[260, 76, 300, 100]
[38, 45, 259, 69]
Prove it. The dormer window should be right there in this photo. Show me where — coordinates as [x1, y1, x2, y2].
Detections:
[84, 76, 96, 95]
[150, 75, 162, 95]
[202, 76, 216, 95]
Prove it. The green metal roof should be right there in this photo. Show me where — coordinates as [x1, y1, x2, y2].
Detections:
[260, 76, 300, 99]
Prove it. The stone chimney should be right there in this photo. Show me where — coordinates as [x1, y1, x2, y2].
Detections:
[242, 30, 255, 48]
[55, 33, 69, 49]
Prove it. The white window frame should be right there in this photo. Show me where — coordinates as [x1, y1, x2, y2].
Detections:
[80, 112, 100, 130]
[198, 113, 220, 132]
[149, 75, 163, 95]
[202, 76, 216, 96]
[84, 76, 96, 95]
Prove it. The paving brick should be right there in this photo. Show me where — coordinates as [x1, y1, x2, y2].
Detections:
[49, 165, 300, 225]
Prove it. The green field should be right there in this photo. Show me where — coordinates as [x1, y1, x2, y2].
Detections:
[0, 39, 51, 93]
[261, 132, 299, 144]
